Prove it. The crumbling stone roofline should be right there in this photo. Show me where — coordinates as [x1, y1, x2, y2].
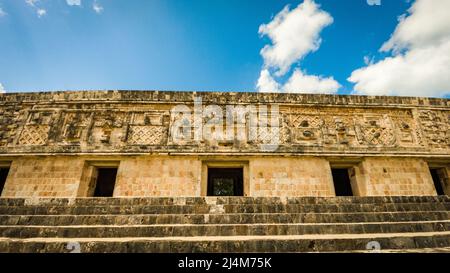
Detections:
[0, 90, 448, 108]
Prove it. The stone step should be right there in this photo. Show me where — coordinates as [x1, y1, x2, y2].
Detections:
[1, 232, 450, 252]
[1, 220, 449, 238]
[0, 211, 448, 226]
[1, 196, 448, 206]
[1, 202, 449, 215]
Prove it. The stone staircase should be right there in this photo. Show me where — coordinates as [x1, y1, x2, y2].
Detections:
[0, 196, 449, 253]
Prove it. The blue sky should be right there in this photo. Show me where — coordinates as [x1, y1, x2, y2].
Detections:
[0, 0, 449, 98]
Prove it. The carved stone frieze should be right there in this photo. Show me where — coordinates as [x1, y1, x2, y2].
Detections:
[17, 111, 55, 146]
[126, 112, 169, 145]
[418, 110, 450, 149]
[0, 91, 448, 155]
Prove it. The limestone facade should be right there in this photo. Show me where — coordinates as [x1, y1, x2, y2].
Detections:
[0, 90, 448, 198]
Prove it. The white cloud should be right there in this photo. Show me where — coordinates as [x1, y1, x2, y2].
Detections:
[256, 0, 340, 94]
[348, 0, 450, 97]
[93, 1, 103, 14]
[37, 8, 46, 18]
[380, 0, 450, 53]
[66, 0, 81, 6]
[283, 69, 340, 94]
[257, 69, 340, 94]
[0, 83, 5, 94]
[256, 69, 281, 93]
[259, 0, 333, 76]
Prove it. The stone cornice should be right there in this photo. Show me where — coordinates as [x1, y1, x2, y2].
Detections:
[0, 90, 448, 108]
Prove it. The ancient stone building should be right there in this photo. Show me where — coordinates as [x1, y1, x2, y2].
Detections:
[0, 90, 449, 198]
[0, 90, 449, 253]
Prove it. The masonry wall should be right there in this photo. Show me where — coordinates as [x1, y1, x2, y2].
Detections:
[1, 156, 84, 198]
[352, 157, 437, 196]
[0, 155, 447, 198]
[250, 157, 335, 197]
[113, 156, 201, 197]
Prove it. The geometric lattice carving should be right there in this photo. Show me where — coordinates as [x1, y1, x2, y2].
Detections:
[18, 125, 49, 145]
[291, 115, 323, 128]
[0, 91, 448, 155]
[128, 125, 167, 145]
[356, 115, 396, 146]
[248, 127, 280, 144]
[359, 126, 395, 146]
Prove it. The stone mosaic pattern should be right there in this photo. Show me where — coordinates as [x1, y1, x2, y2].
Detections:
[0, 90, 448, 155]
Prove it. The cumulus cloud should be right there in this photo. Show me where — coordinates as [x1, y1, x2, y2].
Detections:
[283, 69, 341, 94]
[93, 1, 103, 14]
[256, 0, 340, 94]
[0, 83, 5, 94]
[256, 69, 281, 93]
[380, 0, 450, 53]
[259, 0, 333, 76]
[66, 0, 81, 6]
[348, 0, 450, 97]
[258, 69, 340, 94]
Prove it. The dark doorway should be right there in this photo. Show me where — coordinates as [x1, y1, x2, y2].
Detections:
[0, 168, 10, 196]
[430, 168, 445, 195]
[93, 168, 118, 197]
[331, 168, 353, 196]
[207, 168, 243, 196]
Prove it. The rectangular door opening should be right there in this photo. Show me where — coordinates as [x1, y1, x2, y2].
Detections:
[0, 168, 10, 196]
[207, 168, 243, 196]
[93, 168, 118, 197]
[331, 168, 353, 196]
[430, 168, 445, 196]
